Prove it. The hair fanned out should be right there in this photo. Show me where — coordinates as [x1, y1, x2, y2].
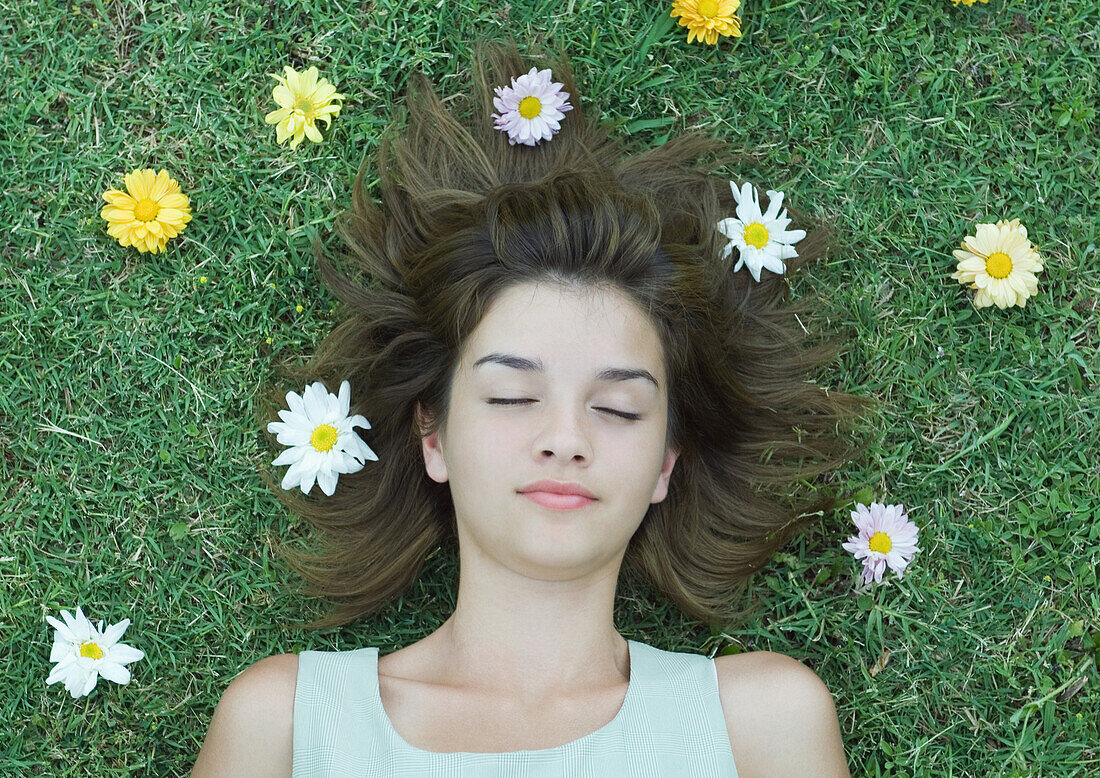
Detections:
[257, 37, 877, 631]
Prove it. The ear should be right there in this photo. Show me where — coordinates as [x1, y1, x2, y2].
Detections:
[417, 403, 449, 484]
[649, 446, 680, 504]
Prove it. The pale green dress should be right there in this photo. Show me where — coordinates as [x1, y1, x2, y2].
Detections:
[292, 638, 740, 777]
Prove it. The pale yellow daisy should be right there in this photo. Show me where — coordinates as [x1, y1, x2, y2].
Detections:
[951, 218, 1044, 309]
[265, 65, 345, 149]
[670, 0, 742, 46]
[100, 169, 192, 254]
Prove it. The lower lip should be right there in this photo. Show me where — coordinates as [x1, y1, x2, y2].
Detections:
[521, 491, 596, 510]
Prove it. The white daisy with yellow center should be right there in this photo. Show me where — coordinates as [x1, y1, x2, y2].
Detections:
[951, 218, 1044, 309]
[491, 66, 574, 146]
[841, 502, 921, 585]
[268, 379, 377, 496]
[716, 181, 807, 282]
[46, 606, 145, 699]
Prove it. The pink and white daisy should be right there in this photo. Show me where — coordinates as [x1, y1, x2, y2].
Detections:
[841, 502, 920, 585]
[491, 67, 573, 146]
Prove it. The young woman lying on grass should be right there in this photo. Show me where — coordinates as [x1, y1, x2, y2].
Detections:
[192, 37, 873, 777]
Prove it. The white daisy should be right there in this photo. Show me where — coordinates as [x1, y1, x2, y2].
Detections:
[268, 379, 377, 496]
[46, 606, 145, 699]
[491, 66, 574, 146]
[951, 218, 1045, 310]
[841, 502, 921, 585]
[716, 181, 807, 282]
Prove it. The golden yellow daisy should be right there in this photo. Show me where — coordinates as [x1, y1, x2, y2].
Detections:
[265, 65, 345, 149]
[670, 0, 742, 45]
[100, 169, 192, 254]
[951, 218, 1045, 309]
[949, 0, 989, 6]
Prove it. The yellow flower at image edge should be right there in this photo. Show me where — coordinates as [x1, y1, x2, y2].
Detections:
[100, 169, 191, 253]
[265, 65, 345, 149]
[671, 0, 742, 45]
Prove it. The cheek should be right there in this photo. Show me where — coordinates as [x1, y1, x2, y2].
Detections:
[477, 418, 520, 451]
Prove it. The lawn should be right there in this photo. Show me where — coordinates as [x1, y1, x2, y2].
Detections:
[2, 0, 1097, 775]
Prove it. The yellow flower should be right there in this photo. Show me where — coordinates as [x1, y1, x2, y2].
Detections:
[670, 0, 742, 45]
[265, 65, 345, 149]
[951, 218, 1044, 309]
[100, 169, 192, 254]
[949, 0, 989, 5]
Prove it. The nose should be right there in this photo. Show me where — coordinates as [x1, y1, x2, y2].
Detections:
[532, 401, 593, 463]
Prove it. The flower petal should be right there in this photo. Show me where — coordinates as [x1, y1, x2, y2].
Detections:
[300, 66, 318, 96]
[149, 170, 174, 201]
[97, 661, 132, 685]
[124, 170, 151, 201]
[266, 107, 291, 124]
[272, 85, 295, 108]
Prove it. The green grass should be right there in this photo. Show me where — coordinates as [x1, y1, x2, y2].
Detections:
[2, 0, 1097, 774]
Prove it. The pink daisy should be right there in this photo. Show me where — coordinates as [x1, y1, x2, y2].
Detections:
[491, 67, 573, 146]
[841, 502, 920, 585]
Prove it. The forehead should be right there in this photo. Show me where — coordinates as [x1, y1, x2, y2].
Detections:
[462, 282, 664, 376]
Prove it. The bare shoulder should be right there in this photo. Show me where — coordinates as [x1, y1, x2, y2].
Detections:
[714, 650, 851, 778]
[190, 653, 299, 777]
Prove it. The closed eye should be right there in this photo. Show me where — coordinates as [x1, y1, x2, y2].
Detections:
[487, 398, 640, 421]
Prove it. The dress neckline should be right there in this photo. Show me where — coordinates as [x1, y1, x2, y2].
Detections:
[371, 638, 641, 756]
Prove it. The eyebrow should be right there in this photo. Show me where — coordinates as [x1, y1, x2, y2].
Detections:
[472, 352, 660, 390]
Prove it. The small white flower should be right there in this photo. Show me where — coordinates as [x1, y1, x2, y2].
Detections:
[716, 181, 807, 282]
[268, 379, 377, 496]
[491, 66, 574, 146]
[46, 606, 145, 699]
[841, 502, 921, 585]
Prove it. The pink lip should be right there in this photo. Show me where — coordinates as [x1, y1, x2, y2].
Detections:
[522, 492, 596, 510]
[519, 479, 597, 499]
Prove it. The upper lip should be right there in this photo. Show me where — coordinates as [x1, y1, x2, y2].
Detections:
[519, 480, 597, 499]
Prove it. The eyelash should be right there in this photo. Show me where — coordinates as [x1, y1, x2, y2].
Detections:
[487, 398, 641, 421]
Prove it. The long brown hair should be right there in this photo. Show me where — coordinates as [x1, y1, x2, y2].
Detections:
[257, 37, 877, 631]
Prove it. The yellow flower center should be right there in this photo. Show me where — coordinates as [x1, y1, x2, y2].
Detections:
[985, 251, 1013, 279]
[868, 531, 892, 554]
[697, 0, 720, 17]
[743, 222, 769, 249]
[311, 424, 339, 452]
[518, 95, 542, 119]
[133, 198, 160, 222]
[295, 98, 316, 119]
[80, 641, 104, 660]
